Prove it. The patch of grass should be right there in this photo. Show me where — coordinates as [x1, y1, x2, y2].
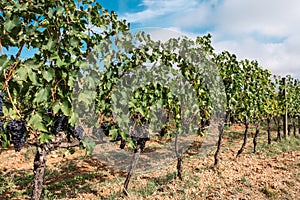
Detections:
[240, 176, 246, 183]
[279, 143, 288, 152]
[240, 176, 251, 187]
[22, 146, 36, 161]
[42, 188, 59, 200]
[183, 171, 200, 189]
[224, 125, 231, 131]
[0, 173, 14, 195]
[256, 140, 271, 154]
[130, 171, 200, 198]
[14, 172, 33, 188]
[41, 172, 99, 199]
[0, 171, 33, 198]
[44, 168, 60, 178]
[129, 179, 158, 197]
[133, 180, 157, 197]
[255, 135, 300, 157]
[154, 171, 177, 185]
[131, 171, 177, 197]
[106, 191, 123, 200]
[177, 188, 185, 194]
[55, 160, 78, 171]
[45, 173, 97, 190]
[202, 184, 223, 198]
[260, 185, 278, 198]
[226, 131, 244, 142]
[279, 137, 300, 151]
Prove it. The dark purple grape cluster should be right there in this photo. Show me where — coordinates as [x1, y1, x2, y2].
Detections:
[120, 139, 126, 149]
[131, 136, 149, 152]
[0, 122, 4, 133]
[53, 115, 69, 134]
[130, 124, 150, 151]
[100, 122, 127, 149]
[100, 122, 110, 136]
[0, 92, 4, 115]
[94, 122, 150, 151]
[98, 122, 150, 151]
[68, 125, 84, 140]
[6, 120, 27, 151]
[159, 126, 167, 137]
[53, 115, 83, 140]
[115, 133, 126, 149]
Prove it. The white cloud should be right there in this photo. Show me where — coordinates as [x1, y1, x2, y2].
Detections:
[123, 0, 198, 23]
[122, 0, 300, 78]
[214, 0, 300, 36]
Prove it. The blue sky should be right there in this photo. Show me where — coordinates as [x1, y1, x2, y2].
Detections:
[98, 0, 300, 78]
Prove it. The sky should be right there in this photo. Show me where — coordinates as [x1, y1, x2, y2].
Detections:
[98, 0, 300, 78]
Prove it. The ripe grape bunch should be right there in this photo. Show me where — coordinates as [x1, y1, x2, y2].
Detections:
[0, 122, 5, 133]
[0, 92, 4, 115]
[0, 92, 27, 151]
[53, 115, 84, 140]
[6, 120, 27, 152]
[130, 135, 149, 152]
[130, 124, 150, 152]
[99, 121, 151, 151]
[0, 93, 4, 133]
[68, 126, 84, 140]
[100, 122, 127, 149]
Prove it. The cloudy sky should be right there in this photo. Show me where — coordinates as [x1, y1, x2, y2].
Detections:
[99, 0, 300, 78]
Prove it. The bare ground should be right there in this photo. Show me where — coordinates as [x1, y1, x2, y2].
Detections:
[0, 124, 299, 200]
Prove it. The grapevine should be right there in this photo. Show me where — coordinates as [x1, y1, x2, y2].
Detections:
[0, 1, 299, 199]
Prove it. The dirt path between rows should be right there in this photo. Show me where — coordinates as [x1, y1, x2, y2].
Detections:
[0, 125, 299, 200]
